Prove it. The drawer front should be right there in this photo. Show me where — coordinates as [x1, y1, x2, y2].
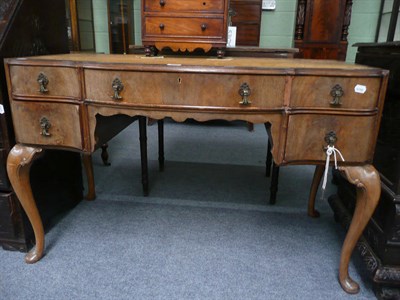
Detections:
[84, 70, 285, 109]
[144, 16, 224, 38]
[9, 65, 80, 99]
[145, 0, 225, 12]
[290, 76, 381, 110]
[11, 101, 82, 149]
[284, 114, 377, 163]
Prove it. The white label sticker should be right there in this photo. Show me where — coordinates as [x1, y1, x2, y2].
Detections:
[227, 26, 237, 48]
[0, 104, 4, 114]
[354, 84, 367, 94]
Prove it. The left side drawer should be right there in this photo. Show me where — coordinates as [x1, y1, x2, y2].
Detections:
[9, 65, 81, 100]
[10, 101, 83, 150]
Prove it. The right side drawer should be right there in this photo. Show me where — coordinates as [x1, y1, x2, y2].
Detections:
[290, 76, 381, 110]
[284, 114, 378, 164]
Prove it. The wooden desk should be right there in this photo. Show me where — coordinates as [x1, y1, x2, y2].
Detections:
[4, 54, 388, 294]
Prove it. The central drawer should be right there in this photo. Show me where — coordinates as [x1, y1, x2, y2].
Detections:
[144, 16, 224, 38]
[84, 70, 285, 109]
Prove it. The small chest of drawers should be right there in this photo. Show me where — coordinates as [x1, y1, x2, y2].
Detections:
[141, 0, 228, 57]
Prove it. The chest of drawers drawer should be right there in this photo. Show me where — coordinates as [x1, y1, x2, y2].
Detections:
[84, 70, 285, 109]
[144, 16, 224, 38]
[10, 101, 83, 150]
[144, 0, 225, 12]
[290, 76, 381, 110]
[284, 114, 378, 164]
[9, 65, 81, 100]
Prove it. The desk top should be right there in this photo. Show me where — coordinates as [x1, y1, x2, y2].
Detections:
[8, 53, 384, 74]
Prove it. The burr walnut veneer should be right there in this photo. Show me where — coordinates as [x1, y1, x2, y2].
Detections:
[4, 53, 388, 294]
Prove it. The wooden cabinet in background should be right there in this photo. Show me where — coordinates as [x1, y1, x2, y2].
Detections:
[229, 0, 262, 46]
[141, 0, 229, 57]
[294, 0, 353, 60]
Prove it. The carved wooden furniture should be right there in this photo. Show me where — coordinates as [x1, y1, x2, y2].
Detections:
[294, 0, 353, 60]
[0, 0, 83, 252]
[141, 0, 228, 57]
[4, 53, 388, 294]
[330, 42, 400, 299]
[229, 0, 262, 46]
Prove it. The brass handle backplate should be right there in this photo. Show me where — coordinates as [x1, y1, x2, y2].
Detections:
[37, 72, 49, 94]
[40, 117, 51, 137]
[111, 77, 124, 100]
[239, 82, 251, 105]
[330, 84, 344, 106]
[324, 131, 337, 148]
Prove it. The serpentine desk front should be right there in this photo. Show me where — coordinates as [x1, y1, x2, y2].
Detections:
[4, 54, 388, 294]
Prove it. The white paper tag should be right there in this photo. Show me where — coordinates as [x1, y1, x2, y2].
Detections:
[227, 26, 237, 48]
[0, 104, 4, 114]
[354, 84, 367, 94]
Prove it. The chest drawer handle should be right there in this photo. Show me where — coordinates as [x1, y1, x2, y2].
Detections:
[159, 0, 165, 6]
[159, 23, 165, 30]
[40, 117, 51, 137]
[330, 84, 344, 106]
[201, 24, 207, 31]
[239, 82, 251, 105]
[111, 77, 124, 100]
[37, 73, 49, 94]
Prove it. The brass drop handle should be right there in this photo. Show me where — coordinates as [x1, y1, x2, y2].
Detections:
[159, 23, 165, 30]
[37, 72, 49, 94]
[330, 84, 344, 106]
[239, 82, 251, 105]
[201, 24, 207, 31]
[40, 117, 51, 137]
[159, 0, 166, 6]
[111, 77, 124, 100]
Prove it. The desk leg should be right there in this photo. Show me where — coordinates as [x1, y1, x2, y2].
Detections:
[337, 165, 380, 294]
[307, 165, 324, 218]
[82, 154, 96, 200]
[158, 119, 164, 172]
[139, 117, 149, 196]
[6, 145, 44, 263]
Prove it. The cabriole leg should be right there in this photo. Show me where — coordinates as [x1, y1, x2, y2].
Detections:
[337, 165, 380, 294]
[7, 145, 44, 263]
